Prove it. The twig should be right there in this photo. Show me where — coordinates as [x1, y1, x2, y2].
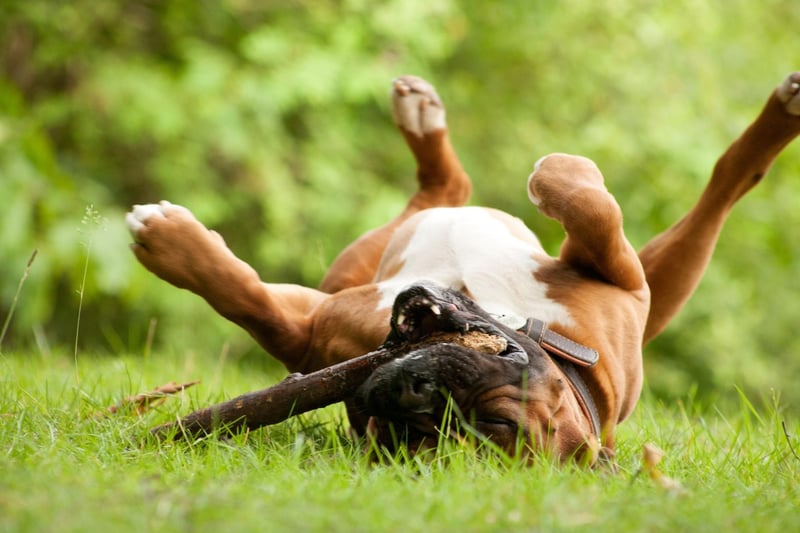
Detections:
[150, 344, 410, 440]
[0, 249, 38, 350]
[150, 330, 508, 440]
[782, 420, 800, 461]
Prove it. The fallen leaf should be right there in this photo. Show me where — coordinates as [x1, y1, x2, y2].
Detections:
[641, 443, 686, 494]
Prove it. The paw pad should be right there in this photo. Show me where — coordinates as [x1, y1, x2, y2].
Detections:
[777, 72, 800, 116]
[391, 75, 446, 137]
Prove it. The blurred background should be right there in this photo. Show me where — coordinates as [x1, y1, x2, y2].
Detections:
[2, 0, 799, 407]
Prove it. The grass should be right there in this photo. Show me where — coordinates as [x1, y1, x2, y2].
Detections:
[1, 347, 799, 533]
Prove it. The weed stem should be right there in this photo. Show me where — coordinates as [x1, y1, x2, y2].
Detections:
[0, 249, 38, 350]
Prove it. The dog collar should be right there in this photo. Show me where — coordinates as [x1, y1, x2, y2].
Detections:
[520, 318, 602, 438]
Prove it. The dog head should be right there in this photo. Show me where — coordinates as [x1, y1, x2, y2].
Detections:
[356, 282, 599, 462]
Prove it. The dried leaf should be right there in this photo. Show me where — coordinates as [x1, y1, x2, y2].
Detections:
[641, 443, 686, 494]
[642, 442, 665, 469]
[102, 380, 200, 416]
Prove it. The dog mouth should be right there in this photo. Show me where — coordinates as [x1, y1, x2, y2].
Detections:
[385, 282, 528, 363]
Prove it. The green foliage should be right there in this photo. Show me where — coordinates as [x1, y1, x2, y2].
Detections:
[1, 0, 800, 405]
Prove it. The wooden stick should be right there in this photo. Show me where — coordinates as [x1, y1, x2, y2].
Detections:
[149, 330, 500, 440]
[150, 345, 405, 440]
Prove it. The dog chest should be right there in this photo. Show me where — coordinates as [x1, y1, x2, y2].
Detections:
[375, 207, 575, 327]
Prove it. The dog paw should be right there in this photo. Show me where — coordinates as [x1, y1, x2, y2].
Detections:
[127, 200, 225, 247]
[126, 201, 171, 237]
[526, 156, 550, 207]
[126, 201, 199, 240]
[526, 154, 606, 217]
[126, 201, 228, 290]
[776, 71, 800, 116]
[391, 75, 446, 137]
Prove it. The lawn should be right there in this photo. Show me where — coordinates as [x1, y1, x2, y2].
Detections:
[2, 348, 798, 532]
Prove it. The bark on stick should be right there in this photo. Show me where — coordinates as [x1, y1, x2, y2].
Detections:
[149, 331, 495, 440]
[149, 346, 403, 440]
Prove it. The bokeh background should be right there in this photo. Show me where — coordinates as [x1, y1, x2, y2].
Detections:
[2, 0, 799, 407]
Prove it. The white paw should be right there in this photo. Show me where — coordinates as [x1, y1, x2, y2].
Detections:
[776, 71, 800, 116]
[391, 75, 446, 137]
[125, 201, 178, 237]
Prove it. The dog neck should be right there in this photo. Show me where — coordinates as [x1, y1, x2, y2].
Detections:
[519, 317, 601, 438]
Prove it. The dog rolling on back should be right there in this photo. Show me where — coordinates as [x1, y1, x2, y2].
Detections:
[127, 73, 800, 463]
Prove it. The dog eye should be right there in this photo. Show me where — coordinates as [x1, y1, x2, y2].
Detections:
[475, 418, 518, 434]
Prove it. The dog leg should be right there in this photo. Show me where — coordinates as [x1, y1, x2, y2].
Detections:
[527, 154, 647, 292]
[127, 201, 325, 370]
[639, 72, 800, 343]
[319, 76, 472, 293]
[391, 75, 473, 210]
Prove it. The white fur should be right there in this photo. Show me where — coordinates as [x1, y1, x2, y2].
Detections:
[377, 207, 575, 328]
[391, 91, 446, 137]
[125, 201, 173, 237]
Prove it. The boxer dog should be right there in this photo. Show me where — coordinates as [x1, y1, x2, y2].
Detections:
[126, 73, 800, 463]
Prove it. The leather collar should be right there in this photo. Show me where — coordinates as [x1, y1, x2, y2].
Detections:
[520, 318, 601, 438]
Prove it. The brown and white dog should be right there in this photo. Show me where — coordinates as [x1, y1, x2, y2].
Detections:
[126, 73, 800, 463]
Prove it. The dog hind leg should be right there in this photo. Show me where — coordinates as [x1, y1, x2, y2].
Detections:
[639, 72, 800, 344]
[319, 76, 472, 293]
[527, 153, 647, 292]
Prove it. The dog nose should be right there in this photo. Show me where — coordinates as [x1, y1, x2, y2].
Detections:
[396, 372, 437, 414]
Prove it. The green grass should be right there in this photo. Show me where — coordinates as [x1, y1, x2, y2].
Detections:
[1, 349, 799, 533]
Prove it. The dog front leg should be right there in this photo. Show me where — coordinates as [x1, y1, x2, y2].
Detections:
[126, 201, 325, 371]
[527, 153, 647, 292]
[640, 72, 800, 343]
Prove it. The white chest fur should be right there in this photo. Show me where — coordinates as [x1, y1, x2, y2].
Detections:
[376, 207, 575, 327]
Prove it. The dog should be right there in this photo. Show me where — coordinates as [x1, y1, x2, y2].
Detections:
[126, 73, 800, 463]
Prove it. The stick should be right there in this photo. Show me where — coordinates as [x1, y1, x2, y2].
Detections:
[149, 330, 497, 440]
[150, 345, 406, 440]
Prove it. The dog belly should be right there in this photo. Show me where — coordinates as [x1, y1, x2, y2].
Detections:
[376, 207, 575, 327]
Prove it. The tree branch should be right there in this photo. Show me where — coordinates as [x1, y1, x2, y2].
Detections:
[150, 345, 405, 440]
[150, 330, 502, 440]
